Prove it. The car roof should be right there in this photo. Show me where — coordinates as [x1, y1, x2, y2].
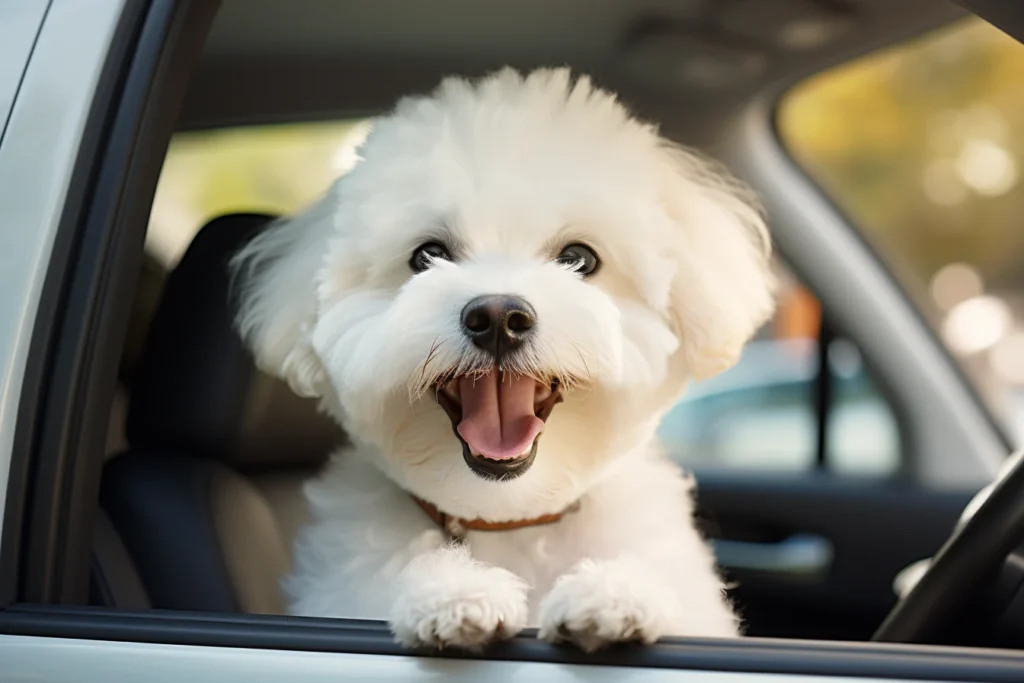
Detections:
[179, 0, 967, 135]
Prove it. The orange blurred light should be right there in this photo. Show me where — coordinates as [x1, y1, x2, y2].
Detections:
[774, 286, 822, 340]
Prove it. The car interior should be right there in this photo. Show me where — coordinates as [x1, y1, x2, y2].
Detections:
[11, 0, 1024, 673]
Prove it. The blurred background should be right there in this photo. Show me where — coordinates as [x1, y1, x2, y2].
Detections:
[780, 18, 1024, 449]
[147, 16, 1024, 475]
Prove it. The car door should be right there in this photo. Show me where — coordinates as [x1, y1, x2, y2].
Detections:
[0, 3, 48, 143]
[2, 0, 1024, 681]
[0, 0, 51, 498]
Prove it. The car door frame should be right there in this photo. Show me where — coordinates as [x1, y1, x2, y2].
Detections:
[0, 0, 54, 605]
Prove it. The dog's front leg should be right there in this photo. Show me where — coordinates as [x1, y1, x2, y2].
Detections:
[390, 541, 529, 650]
[536, 460, 740, 651]
[537, 552, 737, 651]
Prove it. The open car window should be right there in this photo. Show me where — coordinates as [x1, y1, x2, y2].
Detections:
[150, 128, 901, 477]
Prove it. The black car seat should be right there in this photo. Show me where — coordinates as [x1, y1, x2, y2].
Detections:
[101, 213, 342, 614]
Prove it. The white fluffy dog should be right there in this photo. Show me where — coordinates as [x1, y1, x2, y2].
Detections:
[230, 67, 775, 652]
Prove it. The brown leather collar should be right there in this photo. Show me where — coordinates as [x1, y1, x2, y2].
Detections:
[413, 495, 579, 538]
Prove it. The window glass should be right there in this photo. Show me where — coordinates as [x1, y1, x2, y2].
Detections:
[149, 120, 370, 268]
[779, 18, 1024, 445]
[827, 339, 900, 475]
[149, 124, 900, 476]
[660, 264, 899, 475]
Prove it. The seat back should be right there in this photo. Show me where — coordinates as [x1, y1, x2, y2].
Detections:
[101, 214, 342, 613]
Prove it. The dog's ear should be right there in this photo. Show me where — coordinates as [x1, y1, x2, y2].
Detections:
[229, 191, 339, 398]
[657, 142, 776, 382]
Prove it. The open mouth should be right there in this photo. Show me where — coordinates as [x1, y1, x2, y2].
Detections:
[434, 370, 563, 480]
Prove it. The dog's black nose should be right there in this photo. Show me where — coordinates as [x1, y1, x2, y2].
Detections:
[461, 295, 536, 359]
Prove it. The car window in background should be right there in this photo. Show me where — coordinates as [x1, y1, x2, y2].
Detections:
[779, 18, 1024, 446]
[148, 121, 899, 476]
[660, 262, 900, 476]
[148, 120, 371, 268]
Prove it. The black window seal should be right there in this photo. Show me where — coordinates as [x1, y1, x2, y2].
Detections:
[2, 604, 1024, 682]
[3, 0, 220, 607]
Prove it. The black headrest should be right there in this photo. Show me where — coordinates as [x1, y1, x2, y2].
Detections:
[126, 213, 341, 470]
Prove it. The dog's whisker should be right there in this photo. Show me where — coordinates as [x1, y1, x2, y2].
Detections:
[421, 338, 442, 376]
[410, 338, 445, 399]
[568, 341, 593, 383]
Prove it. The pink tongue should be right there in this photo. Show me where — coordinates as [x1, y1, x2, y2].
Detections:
[457, 371, 544, 460]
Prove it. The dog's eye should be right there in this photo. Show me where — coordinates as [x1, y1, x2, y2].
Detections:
[556, 243, 600, 277]
[410, 242, 453, 273]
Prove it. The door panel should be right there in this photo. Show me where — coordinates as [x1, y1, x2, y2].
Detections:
[3, 609, 1024, 682]
[0, 1, 48, 143]
[696, 471, 975, 640]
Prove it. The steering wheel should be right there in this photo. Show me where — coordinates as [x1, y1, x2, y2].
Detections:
[873, 450, 1024, 643]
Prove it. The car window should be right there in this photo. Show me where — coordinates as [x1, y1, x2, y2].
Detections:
[779, 17, 1024, 447]
[149, 123, 900, 477]
[660, 263, 900, 476]
[148, 120, 371, 268]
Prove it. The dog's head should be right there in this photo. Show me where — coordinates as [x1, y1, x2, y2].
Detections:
[230, 68, 775, 519]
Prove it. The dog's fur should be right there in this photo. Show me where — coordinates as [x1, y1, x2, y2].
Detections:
[230, 67, 775, 651]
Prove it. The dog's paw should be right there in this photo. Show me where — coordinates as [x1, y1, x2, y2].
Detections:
[537, 558, 675, 652]
[390, 546, 529, 651]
